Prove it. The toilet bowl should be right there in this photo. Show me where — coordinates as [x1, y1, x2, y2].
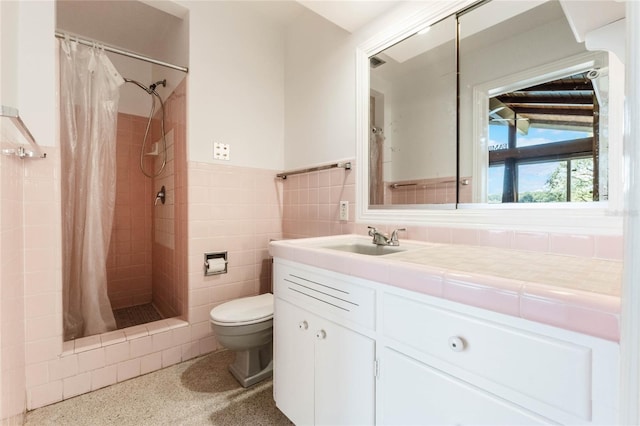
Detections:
[209, 293, 274, 387]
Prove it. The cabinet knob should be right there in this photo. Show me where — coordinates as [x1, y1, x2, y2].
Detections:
[316, 330, 327, 340]
[448, 336, 466, 352]
[298, 320, 308, 330]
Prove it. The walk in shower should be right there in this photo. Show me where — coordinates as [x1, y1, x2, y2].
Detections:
[57, 0, 188, 340]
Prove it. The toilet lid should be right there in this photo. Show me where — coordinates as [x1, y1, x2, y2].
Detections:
[210, 293, 274, 326]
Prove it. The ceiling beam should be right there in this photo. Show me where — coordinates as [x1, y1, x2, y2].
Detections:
[513, 106, 594, 116]
[489, 137, 593, 163]
[518, 81, 592, 92]
[499, 95, 594, 105]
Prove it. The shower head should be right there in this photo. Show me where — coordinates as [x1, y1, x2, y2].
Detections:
[149, 79, 167, 92]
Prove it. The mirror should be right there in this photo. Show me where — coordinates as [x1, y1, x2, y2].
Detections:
[369, 15, 457, 208]
[458, 0, 619, 205]
[366, 0, 624, 210]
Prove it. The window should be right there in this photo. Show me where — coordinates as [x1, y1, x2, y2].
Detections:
[487, 71, 599, 203]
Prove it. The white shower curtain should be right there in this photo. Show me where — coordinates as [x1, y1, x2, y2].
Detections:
[60, 38, 123, 340]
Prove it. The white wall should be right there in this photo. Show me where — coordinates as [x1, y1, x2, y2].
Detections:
[0, 0, 55, 148]
[182, 0, 285, 170]
[372, 39, 457, 182]
[0, 1, 19, 108]
[284, 8, 354, 170]
[108, 54, 188, 119]
[108, 53, 153, 117]
[17, 1, 56, 148]
[282, 1, 450, 170]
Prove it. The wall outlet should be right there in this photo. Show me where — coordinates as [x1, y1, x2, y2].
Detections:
[339, 200, 349, 221]
[214, 142, 230, 160]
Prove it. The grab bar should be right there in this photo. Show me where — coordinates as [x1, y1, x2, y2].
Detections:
[389, 179, 469, 189]
[0, 106, 46, 159]
[277, 162, 351, 179]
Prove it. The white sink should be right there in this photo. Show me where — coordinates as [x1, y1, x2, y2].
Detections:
[270, 235, 429, 259]
[323, 242, 408, 256]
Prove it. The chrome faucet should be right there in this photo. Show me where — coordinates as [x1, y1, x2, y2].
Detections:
[155, 185, 166, 205]
[368, 226, 406, 246]
[390, 227, 406, 245]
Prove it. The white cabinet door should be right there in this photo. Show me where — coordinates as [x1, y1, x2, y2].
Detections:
[381, 347, 552, 425]
[274, 298, 315, 425]
[274, 297, 376, 425]
[315, 317, 375, 426]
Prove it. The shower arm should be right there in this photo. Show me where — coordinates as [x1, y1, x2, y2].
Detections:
[124, 78, 166, 95]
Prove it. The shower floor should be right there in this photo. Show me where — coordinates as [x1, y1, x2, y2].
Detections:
[113, 303, 163, 329]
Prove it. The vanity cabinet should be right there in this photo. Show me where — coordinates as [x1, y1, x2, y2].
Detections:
[273, 262, 376, 425]
[273, 259, 619, 425]
[379, 291, 601, 424]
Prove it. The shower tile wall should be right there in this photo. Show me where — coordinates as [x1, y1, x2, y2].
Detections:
[108, 78, 187, 319]
[19, 80, 188, 412]
[107, 114, 154, 310]
[151, 78, 187, 319]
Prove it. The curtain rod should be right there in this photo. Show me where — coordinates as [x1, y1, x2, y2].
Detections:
[54, 31, 189, 73]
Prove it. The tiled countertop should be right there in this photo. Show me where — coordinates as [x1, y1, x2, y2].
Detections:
[394, 244, 622, 297]
[269, 235, 622, 342]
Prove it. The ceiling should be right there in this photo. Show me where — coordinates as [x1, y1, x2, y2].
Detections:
[55, 0, 401, 66]
[491, 72, 596, 132]
[296, 1, 401, 33]
[56, 0, 185, 63]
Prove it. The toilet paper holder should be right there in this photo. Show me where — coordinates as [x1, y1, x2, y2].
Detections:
[204, 251, 228, 276]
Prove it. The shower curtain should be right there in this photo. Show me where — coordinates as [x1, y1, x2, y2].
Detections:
[60, 38, 123, 339]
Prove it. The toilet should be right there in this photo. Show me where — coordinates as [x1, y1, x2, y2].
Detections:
[209, 293, 274, 387]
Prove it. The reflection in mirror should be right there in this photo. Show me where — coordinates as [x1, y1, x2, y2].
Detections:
[487, 71, 603, 203]
[369, 15, 457, 208]
[458, 0, 619, 204]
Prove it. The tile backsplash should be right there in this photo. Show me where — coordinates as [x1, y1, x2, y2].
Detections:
[282, 163, 356, 239]
[280, 159, 622, 261]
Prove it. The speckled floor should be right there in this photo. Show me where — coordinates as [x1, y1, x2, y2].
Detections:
[24, 350, 293, 426]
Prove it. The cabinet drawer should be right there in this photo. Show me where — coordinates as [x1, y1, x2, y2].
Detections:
[382, 293, 592, 421]
[381, 347, 552, 425]
[275, 263, 375, 330]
